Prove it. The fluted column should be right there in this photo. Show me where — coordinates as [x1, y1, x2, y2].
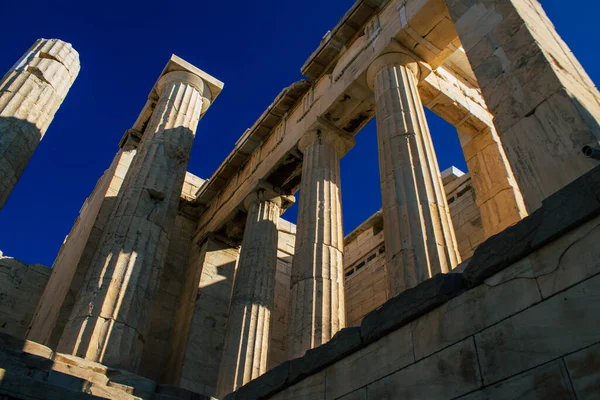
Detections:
[57, 70, 213, 371]
[287, 125, 355, 360]
[217, 182, 293, 397]
[27, 129, 141, 347]
[0, 38, 79, 210]
[367, 52, 460, 298]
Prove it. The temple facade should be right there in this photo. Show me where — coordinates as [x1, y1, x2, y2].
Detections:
[1, 0, 600, 399]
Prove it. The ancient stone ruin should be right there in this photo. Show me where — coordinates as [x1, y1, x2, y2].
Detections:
[1, 0, 600, 399]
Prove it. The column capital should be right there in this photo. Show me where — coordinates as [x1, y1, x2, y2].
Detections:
[243, 180, 295, 211]
[298, 118, 356, 156]
[157, 70, 213, 113]
[366, 51, 426, 89]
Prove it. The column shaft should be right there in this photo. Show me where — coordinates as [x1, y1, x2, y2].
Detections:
[57, 71, 208, 371]
[27, 131, 140, 347]
[369, 53, 460, 297]
[217, 189, 288, 397]
[0, 38, 79, 210]
[287, 128, 353, 360]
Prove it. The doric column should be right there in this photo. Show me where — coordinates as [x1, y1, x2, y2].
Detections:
[217, 182, 294, 398]
[0, 38, 79, 210]
[57, 69, 216, 371]
[287, 123, 355, 360]
[367, 52, 461, 298]
[27, 129, 141, 347]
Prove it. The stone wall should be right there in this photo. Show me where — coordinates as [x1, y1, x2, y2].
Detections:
[176, 218, 297, 396]
[269, 219, 296, 370]
[342, 169, 483, 327]
[0, 256, 50, 338]
[225, 164, 600, 400]
[343, 213, 387, 327]
[444, 168, 484, 259]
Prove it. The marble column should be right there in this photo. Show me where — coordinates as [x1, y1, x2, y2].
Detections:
[217, 182, 293, 397]
[57, 69, 214, 371]
[367, 52, 460, 298]
[27, 129, 141, 347]
[0, 38, 79, 210]
[287, 125, 355, 360]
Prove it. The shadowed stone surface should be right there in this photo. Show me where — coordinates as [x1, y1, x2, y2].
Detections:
[464, 165, 600, 287]
[360, 272, 466, 343]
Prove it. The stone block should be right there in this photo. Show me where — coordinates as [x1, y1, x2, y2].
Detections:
[269, 371, 325, 400]
[475, 274, 600, 384]
[564, 342, 600, 400]
[288, 327, 362, 383]
[366, 337, 481, 399]
[463, 208, 543, 288]
[532, 167, 600, 249]
[225, 360, 291, 400]
[325, 324, 413, 399]
[413, 276, 541, 360]
[360, 273, 465, 343]
[0, 368, 102, 400]
[484, 215, 600, 299]
[0, 332, 53, 359]
[155, 384, 212, 400]
[457, 360, 576, 399]
[337, 388, 367, 400]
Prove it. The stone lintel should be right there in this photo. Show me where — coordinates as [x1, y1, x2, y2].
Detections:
[300, 117, 356, 156]
[243, 179, 295, 211]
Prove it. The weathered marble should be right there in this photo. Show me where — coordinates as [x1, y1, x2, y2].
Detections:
[27, 129, 140, 347]
[367, 51, 460, 297]
[446, 0, 600, 211]
[57, 64, 220, 371]
[287, 125, 355, 360]
[217, 183, 293, 398]
[0, 38, 79, 210]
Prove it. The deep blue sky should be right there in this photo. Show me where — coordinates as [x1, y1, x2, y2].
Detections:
[0, 0, 598, 266]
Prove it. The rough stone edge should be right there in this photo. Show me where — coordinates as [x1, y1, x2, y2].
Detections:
[463, 164, 600, 287]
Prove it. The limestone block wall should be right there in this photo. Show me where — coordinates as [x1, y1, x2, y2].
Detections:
[445, 171, 484, 259]
[228, 165, 600, 400]
[269, 220, 296, 370]
[343, 213, 387, 327]
[177, 237, 240, 396]
[0, 256, 50, 338]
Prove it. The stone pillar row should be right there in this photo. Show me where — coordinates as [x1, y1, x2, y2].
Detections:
[57, 70, 213, 371]
[367, 52, 461, 297]
[217, 182, 294, 397]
